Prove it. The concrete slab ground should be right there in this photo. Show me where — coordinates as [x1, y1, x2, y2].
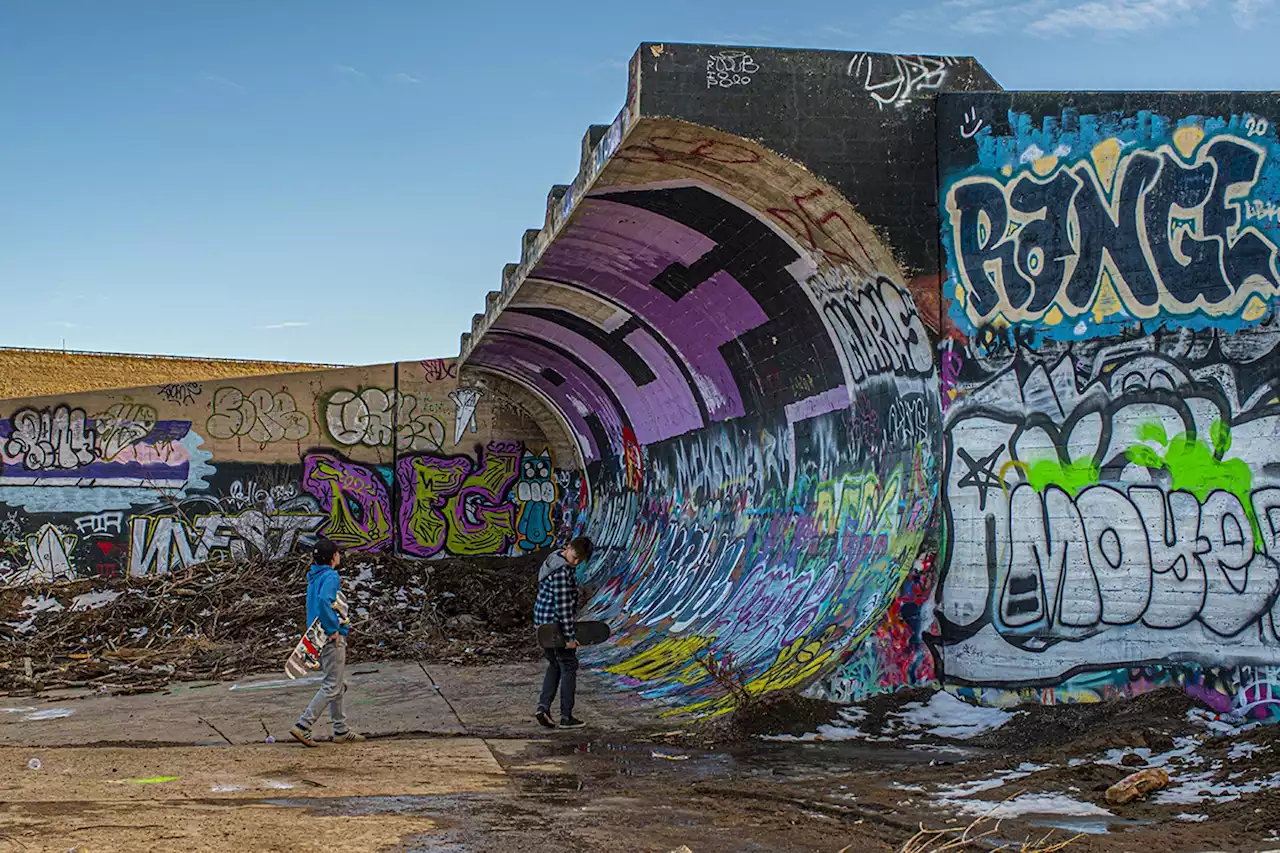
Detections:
[0, 660, 648, 747]
[0, 661, 1266, 853]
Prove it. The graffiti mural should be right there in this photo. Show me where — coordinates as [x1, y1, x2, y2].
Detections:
[515, 448, 557, 551]
[803, 272, 934, 386]
[207, 388, 311, 444]
[0, 404, 214, 513]
[321, 387, 447, 452]
[301, 452, 393, 552]
[396, 440, 521, 558]
[941, 349, 1280, 686]
[937, 98, 1280, 720]
[583, 406, 938, 715]
[944, 112, 1280, 343]
[129, 509, 324, 576]
[0, 364, 570, 586]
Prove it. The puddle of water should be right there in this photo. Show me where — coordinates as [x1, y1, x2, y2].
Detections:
[265, 793, 484, 817]
[516, 773, 585, 794]
[525, 736, 948, 788]
[1032, 814, 1153, 835]
[21, 708, 74, 721]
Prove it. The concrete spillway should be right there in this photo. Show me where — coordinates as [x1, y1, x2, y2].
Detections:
[459, 45, 998, 710]
[5, 44, 1280, 722]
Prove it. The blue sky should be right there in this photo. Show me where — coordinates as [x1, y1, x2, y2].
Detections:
[2, 0, 1277, 365]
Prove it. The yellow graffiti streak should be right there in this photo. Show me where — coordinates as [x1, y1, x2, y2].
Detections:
[604, 635, 714, 683]
[665, 631, 838, 719]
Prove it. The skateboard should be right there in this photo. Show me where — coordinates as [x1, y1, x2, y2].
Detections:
[285, 592, 349, 679]
[537, 620, 611, 649]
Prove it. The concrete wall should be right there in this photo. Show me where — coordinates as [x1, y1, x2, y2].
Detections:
[936, 93, 1280, 719]
[0, 358, 579, 583]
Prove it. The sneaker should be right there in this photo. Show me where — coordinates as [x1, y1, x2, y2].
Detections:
[535, 709, 555, 729]
[559, 716, 586, 729]
[290, 725, 317, 747]
[333, 731, 367, 744]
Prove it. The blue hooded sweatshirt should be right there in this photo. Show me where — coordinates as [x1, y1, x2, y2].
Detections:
[306, 563, 347, 637]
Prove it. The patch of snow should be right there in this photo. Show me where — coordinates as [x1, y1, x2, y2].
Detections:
[1100, 736, 1202, 770]
[353, 566, 375, 587]
[894, 692, 1020, 740]
[934, 764, 1046, 800]
[955, 792, 1112, 819]
[1155, 770, 1280, 805]
[1176, 813, 1208, 822]
[22, 708, 74, 721]
[70, 590, 122, 611]
[21, 596, 64, 616]
[769, 691, 1018, 744]
[0, 707, 36, 713]
[1229, 742, 1270, 760]
[261, 780, 295, 789]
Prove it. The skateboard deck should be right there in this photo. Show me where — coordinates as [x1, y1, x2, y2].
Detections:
[537, 620, 610, 649]
[285, 592, 348, 679]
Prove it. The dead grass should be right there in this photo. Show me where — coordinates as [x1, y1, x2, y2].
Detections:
[0, 348, 333, 400]
[875, 813, 1082, 853]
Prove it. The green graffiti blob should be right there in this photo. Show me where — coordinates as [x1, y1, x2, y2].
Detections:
[1025, 457, 1100, 497]
[1126, 419, 1261, 548]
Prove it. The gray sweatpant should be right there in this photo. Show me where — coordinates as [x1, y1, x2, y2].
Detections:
[297, 636, 348, 734]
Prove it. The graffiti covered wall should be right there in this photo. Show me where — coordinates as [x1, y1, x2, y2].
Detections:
[938, 93, 1280, 721]
[0, 359, 578, 584]
[462, 88, 954, 714]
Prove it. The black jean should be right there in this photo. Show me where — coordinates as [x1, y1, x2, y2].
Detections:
[538, 646, 578, 719]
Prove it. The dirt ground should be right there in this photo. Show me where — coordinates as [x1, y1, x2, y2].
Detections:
[0, 662, 1277, 853]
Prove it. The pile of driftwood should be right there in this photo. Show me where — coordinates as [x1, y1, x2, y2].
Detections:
[0, 551, 546, 695]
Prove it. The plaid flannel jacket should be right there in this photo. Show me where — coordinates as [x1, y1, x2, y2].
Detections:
[533, 563, 577, 642]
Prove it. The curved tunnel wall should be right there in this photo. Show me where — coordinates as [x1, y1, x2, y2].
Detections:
[464, 118, 943, 711]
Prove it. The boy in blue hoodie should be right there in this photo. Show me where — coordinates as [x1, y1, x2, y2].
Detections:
[290, 539, 364, 746]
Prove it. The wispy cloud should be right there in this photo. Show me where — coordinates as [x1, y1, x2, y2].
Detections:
[333, 64, 367, 78]
[889, 0, 1039, 32]
[47, 320, 84, 329]
[390, 72, 421, 84]
[197, 71, 246, 93]
[257, 321, 309, 330]
[1027, 0, 1209, 35]
[892, 0, 1225, 34]
[1231, 0, 1276, 24]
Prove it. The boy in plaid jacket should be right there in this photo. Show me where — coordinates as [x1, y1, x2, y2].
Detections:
[534, 536, 593, 729]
